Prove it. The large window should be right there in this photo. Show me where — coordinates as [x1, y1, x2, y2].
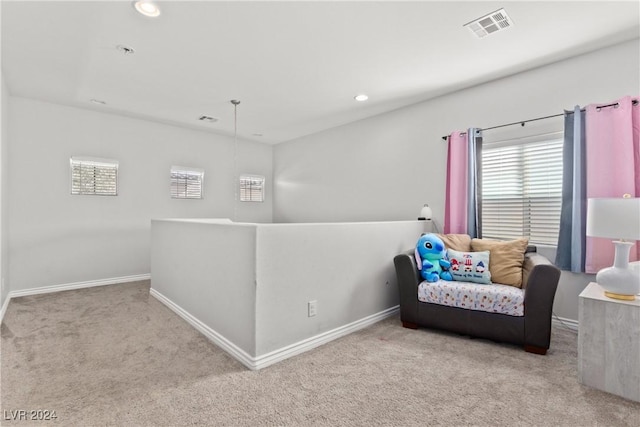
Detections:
[70, 157, 118, 196]
[170, 166, 204, 199]
[481, 134, 563, 245]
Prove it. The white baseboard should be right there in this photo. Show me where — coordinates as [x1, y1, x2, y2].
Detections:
[150, 286, 399, 371]
[0, 294, 10, 325]
[8, 274, 151, 299]
[552, 315, 579, 331]
[253, 306, 399, 370]
[0, 274, 151, 324]
[150, 287, 257, 369]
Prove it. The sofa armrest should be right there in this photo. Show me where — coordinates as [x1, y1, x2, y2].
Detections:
[393, 250, 422, 325]
[522, 252, 561, 349]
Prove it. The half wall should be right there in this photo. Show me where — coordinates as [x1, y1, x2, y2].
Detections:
[150, 219, 430, 369]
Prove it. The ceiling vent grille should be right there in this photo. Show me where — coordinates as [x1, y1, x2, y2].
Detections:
[464, 8, 513, 39]
[198, 115, 218, 123]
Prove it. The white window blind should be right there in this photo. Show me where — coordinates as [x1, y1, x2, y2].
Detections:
[240, 175, 265, 202]
[70, 157, 118, 196]
[481, 136, 563, 245]
[171, 166, 204, 199]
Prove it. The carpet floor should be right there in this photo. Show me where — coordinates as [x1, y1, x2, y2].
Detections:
[1, 280, 638, 426]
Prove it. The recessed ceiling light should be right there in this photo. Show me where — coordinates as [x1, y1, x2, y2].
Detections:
[354, 94, 369, 102]
[133, 1, 161, 18]
[90, 99, 106, 105]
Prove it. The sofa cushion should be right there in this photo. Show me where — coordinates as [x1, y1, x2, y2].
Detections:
[418, 280, 524, 316]
[447, 249, 491, 284]
[436, 233, 472, 252]
[470, 238, 529, 288]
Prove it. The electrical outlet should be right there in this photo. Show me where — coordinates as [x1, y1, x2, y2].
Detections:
[308, 300, 317, 317]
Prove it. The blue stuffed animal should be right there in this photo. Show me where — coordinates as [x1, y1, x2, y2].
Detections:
[415, 233, 453, 282]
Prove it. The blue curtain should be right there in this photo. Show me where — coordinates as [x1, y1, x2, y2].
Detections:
[467, 128, 482, 238]
[555, 106, 586, 272]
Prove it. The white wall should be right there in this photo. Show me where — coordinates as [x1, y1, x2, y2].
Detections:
[254, 220, 428, 356]
[273, 39, 640, 322]
[5, 39, 638, 324]
[7, 98, 273, 292]
[151, 220, 258, 356]
[1, 1, 7, 310]
[150, 219, 430, 369]
[1, 65, 9, 309]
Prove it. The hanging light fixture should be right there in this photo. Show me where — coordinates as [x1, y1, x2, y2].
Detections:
[231, 100, 241, 222]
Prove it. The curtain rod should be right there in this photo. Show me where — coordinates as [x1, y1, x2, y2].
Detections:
[440, 100, 638, 141]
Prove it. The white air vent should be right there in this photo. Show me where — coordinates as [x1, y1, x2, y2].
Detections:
[116, 44, 136, 55]
[198, 115, 218, 123]
[464, 8, 513, 39]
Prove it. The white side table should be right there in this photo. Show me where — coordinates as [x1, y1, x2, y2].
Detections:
[578, 282, 640, 402]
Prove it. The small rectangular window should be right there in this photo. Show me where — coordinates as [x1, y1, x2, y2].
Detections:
[70, 157, 118, 196]
[171, 166, 204, 199]
[240, 175, 265, 202]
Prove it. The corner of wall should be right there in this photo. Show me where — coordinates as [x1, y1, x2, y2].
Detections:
[1, 46, 11, 315]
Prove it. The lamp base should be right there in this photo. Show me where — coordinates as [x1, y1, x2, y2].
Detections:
[595, 241, 640, 300]
[603, 291, 636, 301]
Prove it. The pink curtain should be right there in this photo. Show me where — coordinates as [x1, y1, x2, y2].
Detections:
[444, 131, 468, 234]
[585, 96, 640, 273]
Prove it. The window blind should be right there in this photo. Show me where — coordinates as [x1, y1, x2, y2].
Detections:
[171, 167, 204, 199]
[481, 137, 563, 245]
[240, 175, 265, 202]
[70, 157, 118, 196]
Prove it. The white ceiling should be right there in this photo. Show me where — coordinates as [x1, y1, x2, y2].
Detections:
[2, 1, 639, 144]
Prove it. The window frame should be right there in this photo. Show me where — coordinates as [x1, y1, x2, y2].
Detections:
[480, 131, 563, 246]
[239, 174, 265, 202]
[170, 166, 205, 200]
[70, 156, 119, 196]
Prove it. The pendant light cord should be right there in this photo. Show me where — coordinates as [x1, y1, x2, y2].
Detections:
[231, 100, 240, 222]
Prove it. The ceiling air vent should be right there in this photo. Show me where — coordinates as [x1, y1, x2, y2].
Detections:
[464, 8, 513, 39]
[116, 44, 136, 55]
[198, 115, 218, 123]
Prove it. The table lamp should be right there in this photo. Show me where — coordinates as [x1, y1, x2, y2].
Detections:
[586, 195, 640, 300]
[418, 204, 432, 220]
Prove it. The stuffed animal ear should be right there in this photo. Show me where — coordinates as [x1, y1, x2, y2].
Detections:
[414, 248, 422, 269]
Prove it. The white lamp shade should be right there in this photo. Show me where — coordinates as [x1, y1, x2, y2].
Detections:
[586, 197, 640, 240]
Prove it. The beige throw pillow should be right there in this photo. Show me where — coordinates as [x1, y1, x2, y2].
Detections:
[436, 234, 472, 252]
[470, 238, 529, 288]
